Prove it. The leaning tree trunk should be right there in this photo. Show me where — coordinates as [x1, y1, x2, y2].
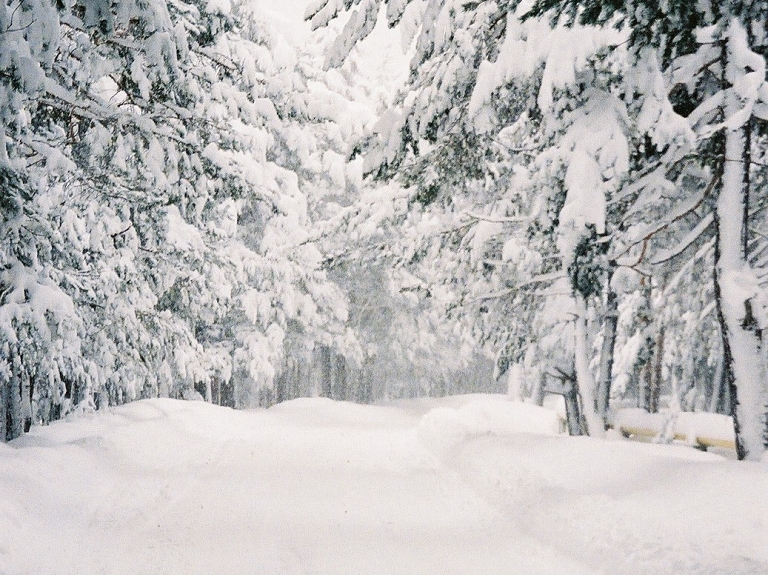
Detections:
[713, 19, 767, 460]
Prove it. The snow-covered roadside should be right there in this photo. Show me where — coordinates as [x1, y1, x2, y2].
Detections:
[1, 395, 766, 575]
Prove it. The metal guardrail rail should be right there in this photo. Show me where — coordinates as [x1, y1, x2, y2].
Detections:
[617, 424, 736, 451]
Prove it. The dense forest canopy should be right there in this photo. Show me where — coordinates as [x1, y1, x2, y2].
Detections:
[1, 0, 767, 459]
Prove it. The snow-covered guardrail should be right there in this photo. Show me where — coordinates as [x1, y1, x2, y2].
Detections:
[614, 408, 736, 452]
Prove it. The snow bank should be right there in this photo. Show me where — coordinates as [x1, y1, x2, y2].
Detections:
[418, 397, 563, 457]
[269, 396, 413, 428]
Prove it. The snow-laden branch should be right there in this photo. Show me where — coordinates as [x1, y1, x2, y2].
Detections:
[615, 174, 717, 267]
[651, 213, 714, 265]
[464, 212, 529, 224]
[465, 271, 566, 305]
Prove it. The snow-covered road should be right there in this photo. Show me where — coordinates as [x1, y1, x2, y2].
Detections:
[1, 395, 766, 574]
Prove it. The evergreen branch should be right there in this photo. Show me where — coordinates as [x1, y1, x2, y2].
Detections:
[490, 138, 544, 155]
[467, 288, 515, 302]
[193, 46, 237, 72]
[36, 92, 190, 146]
[464, 272, 565, 306]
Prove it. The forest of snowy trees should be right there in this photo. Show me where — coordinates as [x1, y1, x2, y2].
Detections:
[1, 0, 767, 460]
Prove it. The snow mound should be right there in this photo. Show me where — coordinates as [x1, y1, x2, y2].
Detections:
[269, 396, 413, 428]
[418, 399, 563, 457]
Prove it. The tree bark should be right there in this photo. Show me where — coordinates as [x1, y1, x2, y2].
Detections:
[8, 349, 23, 441]
[597, 275, 618, 427]
[334, 355, 347, 401]
[320, 345, 332, 398]
[1, 377, 7, 442]
[275, 364, 287, 404]
[559, 371, 584, 436]
[574, 298, 604, 437]
[649, 327, 664, 414]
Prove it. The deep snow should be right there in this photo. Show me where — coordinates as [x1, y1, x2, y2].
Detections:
[1, 395, 766, 575]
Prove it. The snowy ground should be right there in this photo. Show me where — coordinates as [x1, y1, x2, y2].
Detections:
[1, 394, 766, 575]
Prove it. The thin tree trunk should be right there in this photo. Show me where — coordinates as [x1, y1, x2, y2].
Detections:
[708, 350, 725, 414]
[507, 363, 523, 401]
[335, 355, 347, 401]
[21, 356, 32, 433]
[1, 377, 7, 442]
[639, 360, 649, 410]
[574, 298, 604, 437]
[360, 360, 373, 404]
[530, 370, 545, 406]
[320, 345, 332, 398]
[275, 364, 287, 404]
[9, 379, 22, 440]
[292, 360, 300, 400]
[8, 349, 23, 440]
[562, 373, 584, 436]
[637, 281, 654, 411]
[649, 327, 664, 413]
[597, 274, 618, 427]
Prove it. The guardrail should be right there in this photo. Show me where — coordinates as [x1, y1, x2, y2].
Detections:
[613, 408, 736, 452]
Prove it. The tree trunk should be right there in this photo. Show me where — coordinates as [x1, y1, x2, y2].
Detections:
[21, 356, 32, 433]
[713, 19, 767, 460]
[319, 345, 332, 398]
[574, 298, 604, 437]
[506, 363, 524, 401]
[597, 277, 618, 427]
[564, 379, 584, 436]
[8, 349, 23, 441]
[707, 351, 726, 414]
[334, 355, 347, 401]
[530, 369, 545, 406]
[358, 360, 373, 404]
[649, 327, 664, 413]
[275, 364, 287, 404]
[1, 377, 7, 442]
